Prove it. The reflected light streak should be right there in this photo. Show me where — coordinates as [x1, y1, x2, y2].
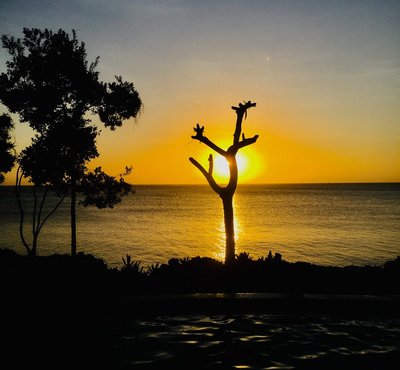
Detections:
[213, 197, 242, 261]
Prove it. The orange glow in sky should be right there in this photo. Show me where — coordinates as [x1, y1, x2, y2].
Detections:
[1, 1, 399, 185]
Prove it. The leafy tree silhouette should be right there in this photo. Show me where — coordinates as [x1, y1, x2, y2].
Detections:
[0, 113, 15, 183]
[190, 101, 258, 264]
[0, 28, 142, 256]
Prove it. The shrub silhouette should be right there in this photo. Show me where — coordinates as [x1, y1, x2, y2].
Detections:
[2, 248, 399, 295]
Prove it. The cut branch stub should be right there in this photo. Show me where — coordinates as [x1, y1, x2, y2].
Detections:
[232, 100, 257, 145]
[192, 123, 205, 140]
[208, 154, 213, 175]
[189, 157, 221, 194]
[191, 124, 227, 157]
[236, 134, 259, 150]
[231, 101, 256, 115]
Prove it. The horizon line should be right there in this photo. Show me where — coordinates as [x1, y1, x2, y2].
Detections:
[2, 181, 399, 187]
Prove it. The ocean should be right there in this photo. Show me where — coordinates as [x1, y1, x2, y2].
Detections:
[0, 183, 399, 268]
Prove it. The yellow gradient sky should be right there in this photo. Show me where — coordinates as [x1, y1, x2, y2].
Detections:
[1, 1, 399, 185]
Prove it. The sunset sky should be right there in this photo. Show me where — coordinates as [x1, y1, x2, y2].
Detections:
[1, 0, 399, 185]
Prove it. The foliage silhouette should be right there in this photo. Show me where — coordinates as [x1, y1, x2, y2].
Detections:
[0, 113, 15, 183]
[121, 254, 144, 274]
[79, 166, 133, 208]
[0, 28, 142, 256]
[189, 101, 258, 264]
[2, 248, 399, 296]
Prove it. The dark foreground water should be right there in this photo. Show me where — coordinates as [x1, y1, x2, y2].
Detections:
[112, 313, 400, 369]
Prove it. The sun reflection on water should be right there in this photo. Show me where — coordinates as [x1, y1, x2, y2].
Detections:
[213, 197, 242, 261]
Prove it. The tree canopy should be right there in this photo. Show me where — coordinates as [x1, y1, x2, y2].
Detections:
[0, 28, 142, 256]
[0, 29, 141, 132]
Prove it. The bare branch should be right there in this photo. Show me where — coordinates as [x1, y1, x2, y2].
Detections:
[208, 154, 213, 175]
[189, 157, 222, 194]
[36, 187, 48, 233]
[192, 123, 227, 157]
[232, 101, 256, 145]
[231, 100, 257, 113]
[192, 123, 204, 139]
[37, 193, 68, 235]
[236, 134, 259, 150]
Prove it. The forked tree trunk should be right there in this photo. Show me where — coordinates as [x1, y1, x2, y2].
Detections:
[15, 165, 68, 257]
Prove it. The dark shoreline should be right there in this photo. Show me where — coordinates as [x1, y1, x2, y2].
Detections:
[2, 248, 400, 369]
[2, 247, 400, 315]
[2, 248, 400, 293]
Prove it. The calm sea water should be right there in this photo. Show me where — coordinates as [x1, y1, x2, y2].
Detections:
[112, 313, 400, 369]
[0, 184, 399, 268]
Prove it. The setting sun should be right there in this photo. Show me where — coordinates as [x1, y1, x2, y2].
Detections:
[193, 143, 264, 185]
[213, 153, 248, 182]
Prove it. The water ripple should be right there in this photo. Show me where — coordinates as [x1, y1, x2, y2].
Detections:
[112, 313, 400, 369]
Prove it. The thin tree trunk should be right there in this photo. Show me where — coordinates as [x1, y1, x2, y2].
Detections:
[31, 185, 38, 257]
[15, 166, 31, 255]
[37, 193, 68, 235]
[32, 233, 38, 257]
[71, 170, 77, 256]
[34, 189, 68, 253]
[222, 194, 235, 264]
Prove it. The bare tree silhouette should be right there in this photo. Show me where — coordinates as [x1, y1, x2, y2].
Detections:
[189, 101, 259, 264]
